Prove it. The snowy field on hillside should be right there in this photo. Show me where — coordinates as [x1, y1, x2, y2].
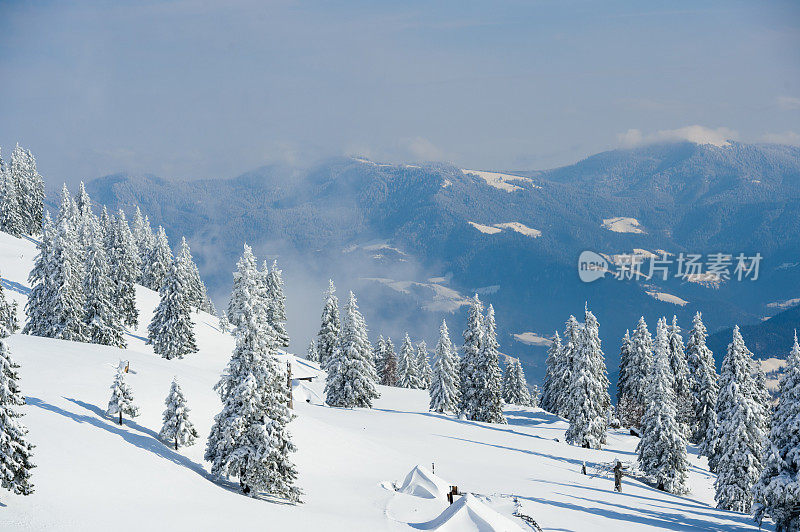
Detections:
[0, 232, 772, 531]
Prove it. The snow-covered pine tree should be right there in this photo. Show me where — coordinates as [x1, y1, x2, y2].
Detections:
[685, 311, 719, 452]
[564, 306, 609, 448]
[148, 257, 198, 360]
[131, 207, 154, 283]
[753, 332, 800, 531]
[752, 359, 772, 436]
[0, 329, 34, 495]
[158, 379, 198, 450]
[227, 244, 259, 330]
[529, 384, 540, 408]
[316, 280, 341, 368]
[14, 146, 44, 236]
[205, 265, 301, 500]
[555, 316, 581, 418]
[306, 338, 319, 362]
[713, 326, 766, 512]
[99, 206, 113, 253]
[668, 316, 692, 434]
[0, 271, 19, 335]
[469, 304, 506, 424]
[616, 329, 632, 403]
[636, 317, 689, 493]
[380, 337, 398, 386]
[23, 212, 54, 337]
[619, 317, 653, 429]
[373, 335, 386, 370]
[324, 291, 379, 408]
[175, 237, 205, 310]
[142, 226, 172, 292]
[0, 153, 24, 237]
[265, 260, 290, 349]
[83, 218, 126, 347]
[397, 333, 421, 389]
[108, 210, 141, 328]
[429, 319, 459, 413]
[218, 312, 230, 334]
[502, 358, 532, 406]
[48, 192, 86, 341]
[459, 294, 484, 419]
[107, 362, 139, 425]
[73, 182, 98, 254]
[540, 331, 562, 414]
[416, 340, 432, 389]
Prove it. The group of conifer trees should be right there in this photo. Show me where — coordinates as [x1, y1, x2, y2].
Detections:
[309, 289, 535, 421]
[0, 144, 45, 238]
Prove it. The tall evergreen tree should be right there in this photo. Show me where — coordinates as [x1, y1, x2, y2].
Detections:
[158, 379, 198, 450]
[227, 244, 259, 330]
[429, 319, 459, 413]
[143, 226, 172, 292]
[205, 266, 301, 500]
[148, 258, 198, 360]
[131, 207, 155, 283]
[540, 331, 562, 414]
[469, 304, 506, 424]
[109, 210, 141, 328]
[753, 333, 800, 531]
[373, 335, 386, 371]
[0, 271, 19, 335]
[379, 337, 398, 387]
[555, 316, 581, 418]
[306, 339, 319, 363]
[668, 316, 692, 433]
[416, 340, 432, 389]
[175, 237, 206, 310]
[459, 295, 484, 418]
[616, 329, 632, 403]
[83, 219, 126, 347]
[713, 326, 766, 512]
[686, 311, 719, 452]
[636, 317, 689, 493]
[324, 291, 379, 408]
[0, 155, 24, 237]
[48, 194, 86, 341]
[107, 362, 139, 426]
[23, 212, 54, 337]
[565, 306, 609, 448]
[397, 333, 421, 389]
[0, 331, 34, 495]
[503, 358, 532, 406]
[264, 260, 290, 349]
[619, 317, 653, 429]
[316, 280, 341, 368]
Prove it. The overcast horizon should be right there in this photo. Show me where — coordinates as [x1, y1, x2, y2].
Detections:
[2, 0, 799, 185]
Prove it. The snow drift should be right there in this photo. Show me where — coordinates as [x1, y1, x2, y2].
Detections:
[411, 493, 525, 532]
[397, 464, 451, 499]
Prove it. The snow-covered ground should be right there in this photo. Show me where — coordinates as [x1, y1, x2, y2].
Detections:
[468, 222, 541, 238]
[0, 232, 771, 530]
[461, 170, 537, 193]
[601, 217, 646, 234]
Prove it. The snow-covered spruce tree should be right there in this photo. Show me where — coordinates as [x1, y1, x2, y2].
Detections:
[227, 244, 259, 330]
[175, 237, 210, 313]
[107, 362, 139, 425]
[529, 384, 540, 408]
[565, 306, 609, 448]
[619, 317, 653, 429]
[416, 340, 432, 389]
[713, 326, 766, 512]
[23, 212, 54, 337]
[0, 156, 25, 237]
[0, 331, 34, 495]
[503, 358, 532, 406]
[555, 316, 581, 418]
[99, 206, 114, 253]
[686, 311, 719, 451]
[373, 335, 386, 371]
[752, 360, 772, 436]
[753, 333, 800, 531]
[380, 337, 398, 386]
[13, 146, 44, 236]
[468, 304, 507, 424]
[83, 218, 126, 347]
[131, 207, 155, 283]
[109, 210, 141, 328]
[205, 268, 301, 500]
[668, 316, 692, 434]
[616, 329, 632, 403]
[148, 258, 198, 360]
[264, 260, 290, 349]
[397, 333, 422, 389]
[316, 280, 341, 368]
[636, 317, 689, 493]
[47, 192, 86, 341]
[430, 319, 459, 413]
[158, 379, 198, 450]
[459, 294, 484, 419]
[540, 331, 562, 414]
[324, 291, 379, 408]
[142, 226, 172, 292]
[73, 181, 97, 252]
[0, 271, 19, 335]
[306, 339, 319, 362]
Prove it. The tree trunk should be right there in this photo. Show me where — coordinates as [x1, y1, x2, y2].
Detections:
[119, 411, 123, 425]
[175, 438, 178, 450]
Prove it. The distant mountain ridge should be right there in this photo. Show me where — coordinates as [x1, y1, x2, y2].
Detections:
[69, 141, 800, 380]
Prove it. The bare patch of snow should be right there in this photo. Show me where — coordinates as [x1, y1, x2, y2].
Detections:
[513, 332, 553, 347]
[684, 273, 722, 289]
[411, 493, 525, 531]
[601, 217, 646, 234]
[362, 278, 470, 312]
[468, 222, 541, 238]
[767, 297, 800, 310]
[397, 465, 450, 499]
[461, 169, 536, 193]
[469, 222, 503, 235]
[646, 290, 689, 306]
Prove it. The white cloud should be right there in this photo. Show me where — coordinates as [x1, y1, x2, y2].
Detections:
[403, 136, 445, 161]
[761, 131, 800, 146]
[617, 125, 737, 148]
[777, 96, 800, 110]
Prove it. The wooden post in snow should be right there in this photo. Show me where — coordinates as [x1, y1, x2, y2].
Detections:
[287, 361, 293, 409]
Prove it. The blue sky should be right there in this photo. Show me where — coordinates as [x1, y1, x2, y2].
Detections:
[1, 0, 798, 183]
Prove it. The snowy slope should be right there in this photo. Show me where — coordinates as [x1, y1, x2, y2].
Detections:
[0, 231, 772, 530]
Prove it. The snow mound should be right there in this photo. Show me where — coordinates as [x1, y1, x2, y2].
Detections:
[468, 222, 502, 235]
[601, 217, 646, 234]
[411, 493, 525, 531]
[397, 465, 451, 499]
[646, 290, 689, 306]
[468, 222, 541, 238]
[292, 380, 322, 404]
[461, 170, 536, 193]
